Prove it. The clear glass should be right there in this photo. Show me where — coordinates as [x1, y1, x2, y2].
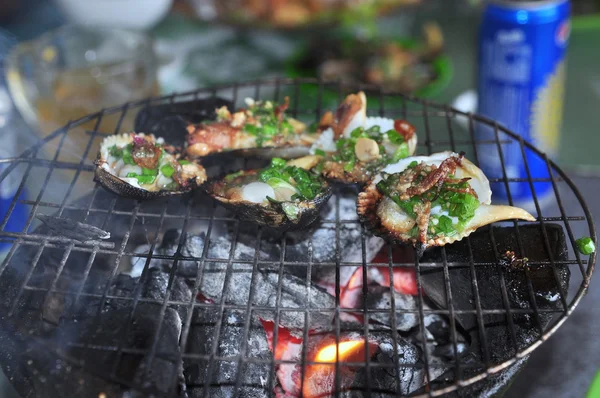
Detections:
[5, 25, 159, 138]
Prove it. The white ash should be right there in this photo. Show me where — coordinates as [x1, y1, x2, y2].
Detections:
[364, 286, 419, 332]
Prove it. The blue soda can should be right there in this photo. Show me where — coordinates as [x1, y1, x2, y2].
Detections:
[477, 0, 570, 207]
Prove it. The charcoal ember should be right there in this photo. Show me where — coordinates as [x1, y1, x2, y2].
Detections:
[276, 328, 427, 397]
[185, 308, 270, 397]
[198, 261, 335, 332]
[134, 97, 233, 148]
[347, 332, 426, 396]
[363, 286, 418, 331]
[36, 214, 111, 242]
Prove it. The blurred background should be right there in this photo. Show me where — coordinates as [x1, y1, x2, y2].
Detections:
[0, 0, 599, 396]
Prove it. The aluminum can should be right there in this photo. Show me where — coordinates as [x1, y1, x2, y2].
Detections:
[477, 0, 570, 205]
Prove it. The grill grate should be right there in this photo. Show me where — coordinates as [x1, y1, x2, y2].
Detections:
[0, 78, 595, 397]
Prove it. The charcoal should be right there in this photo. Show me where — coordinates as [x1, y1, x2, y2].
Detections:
[420, 224, 569, 333]
[363, 286, 418, 331]
[134, 97, 233, 148]
[36, 214, 111, 242]
[185, 308, 270, 397]
[199, 261, 335, 332]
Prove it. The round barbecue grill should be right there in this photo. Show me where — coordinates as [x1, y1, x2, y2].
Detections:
[0, 78, 595, 398]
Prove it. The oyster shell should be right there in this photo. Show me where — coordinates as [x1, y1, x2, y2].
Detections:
[311, 92, 419, 184]
[204, 156, 332, 232]
[94, 133, 206, 200]
[357, 151, 535, 253]
[186, 97, 316, 159]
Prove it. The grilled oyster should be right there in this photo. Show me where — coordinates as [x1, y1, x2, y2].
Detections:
[357, 151, 536, 253]
[186, 97, 316, 159]
[204, 156, 331, 231]
[311, 91, 418, 184]
[95, 133, 206, 200]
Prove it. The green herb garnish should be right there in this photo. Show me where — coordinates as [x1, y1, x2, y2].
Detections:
[576, 237, 596, 255]
[376, 166, 480, 239]
[122, 144, 136, 165]
[125, 172, 156, 185]
[160, 164, 175, 178]
[257, 157, 322, 201]
[386, 129, 405, 145]
[315, 149, 326, 156]
[179, 160, 191, 165]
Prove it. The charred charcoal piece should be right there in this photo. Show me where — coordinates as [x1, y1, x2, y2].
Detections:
[364, 286, 418, 331]
[420, 224, 569, 333]
[184, 308, 271, 398]
[36, 214, 110, 242]
[134, 97, 233, 148]
[350, 332, 427, 397]
[199, 261, 335, 333]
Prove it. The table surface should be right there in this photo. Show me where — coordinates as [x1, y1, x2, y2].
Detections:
[1, 1, 599, 397]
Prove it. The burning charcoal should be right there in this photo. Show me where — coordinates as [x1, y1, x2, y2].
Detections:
[134, 97, 233, 148]
[364, 286, 418, 332]
[185, 308, 271, 397]
[198, 261, 335, 332]
[274, 328, 429, 397]
[36, 214, 110, 242]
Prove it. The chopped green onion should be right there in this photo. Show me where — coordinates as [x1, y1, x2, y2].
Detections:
[390, 143, 409, 163]
[160, 164, 175, 178]
[109, 145, 123, 158]
[343, 159, 356, 172]
[142, 167, 158, 176]
[437, 215, 456, 235]
[271, 158, 287, 169]
[135, 175, 156, 184]
[122, 144, 136, 165]
[408, 161, 418, 168]
[576, 237, 596, 255]
[179, 160, 191, 165]
[315, 149, 326, 156]
[225, 170, 244, 182]
[387, 129, 405, 145]
[244, 124, 259, 134]
[125, 173, 156, 184]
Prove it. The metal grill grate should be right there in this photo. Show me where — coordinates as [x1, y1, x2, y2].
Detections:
[0, 78, 595, 397]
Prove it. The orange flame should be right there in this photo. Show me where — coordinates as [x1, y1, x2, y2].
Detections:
[314, 341, 365, 363]
[302, 339, 377, 398]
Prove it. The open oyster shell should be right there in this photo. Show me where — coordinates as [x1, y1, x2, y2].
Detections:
[186, 97, 317, 159]
[204, 156, 332, 232]
[311, 91, 419, 184]
[94, 133, 206, 200]
[357, 151, 536, 253]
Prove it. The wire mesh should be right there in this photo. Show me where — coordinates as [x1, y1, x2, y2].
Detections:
[0, 78, 595, 397]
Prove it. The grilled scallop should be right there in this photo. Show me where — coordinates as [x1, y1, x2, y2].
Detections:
[204, 156, 332, 232]
[94, 133, 206, 200]
[311, 92, 419, 184]
[357, 151, 536, 254]
[186, 97, 316, 159]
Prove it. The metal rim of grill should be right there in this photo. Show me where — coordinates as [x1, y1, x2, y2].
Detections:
[0, 77, 596, 397]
